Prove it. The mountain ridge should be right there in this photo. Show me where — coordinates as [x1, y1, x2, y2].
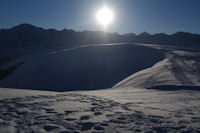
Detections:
[0, 23, 200, 59]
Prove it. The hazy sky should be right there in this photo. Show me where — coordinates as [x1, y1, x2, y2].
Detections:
[0, 0, 200, 34]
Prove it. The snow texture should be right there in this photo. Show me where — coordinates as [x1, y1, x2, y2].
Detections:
[0, 87, 200, 133]
[0, 43, 200, 132]
[114, 44, 200, 89]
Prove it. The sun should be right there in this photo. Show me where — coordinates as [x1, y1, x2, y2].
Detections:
[96, 7, 113, 27]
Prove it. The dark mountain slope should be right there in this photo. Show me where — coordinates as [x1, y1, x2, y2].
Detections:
[0, 24, 200, 59]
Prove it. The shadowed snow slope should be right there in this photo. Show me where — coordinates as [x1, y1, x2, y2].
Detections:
[114, 48, 200, 89]
[0, 43, 164, 91]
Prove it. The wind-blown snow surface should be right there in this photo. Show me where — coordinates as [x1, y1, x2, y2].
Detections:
[114, 44, 200, 89]
[0, 87, 200, 133]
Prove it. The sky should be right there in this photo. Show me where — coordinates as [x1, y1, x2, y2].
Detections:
[0, 0, 200, 34]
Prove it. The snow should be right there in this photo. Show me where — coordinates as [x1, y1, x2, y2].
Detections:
[0, 43, 200, 132]
[0, 87, 200, 133]
[0, 43, 164, 91]
[114, 45, 200, 89]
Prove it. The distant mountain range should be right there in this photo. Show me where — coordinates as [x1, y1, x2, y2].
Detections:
[0, 23, 200, 59]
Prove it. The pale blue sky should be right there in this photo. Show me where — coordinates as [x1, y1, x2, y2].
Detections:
[0, 0, 200, 34]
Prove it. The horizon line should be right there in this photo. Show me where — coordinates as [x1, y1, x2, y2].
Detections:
[1, 23, 200, 36]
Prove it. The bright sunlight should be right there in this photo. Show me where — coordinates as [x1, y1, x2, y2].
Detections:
[96, 6, 114, 27]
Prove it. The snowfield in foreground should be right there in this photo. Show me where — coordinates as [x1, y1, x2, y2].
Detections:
[0, 87, 200, 133]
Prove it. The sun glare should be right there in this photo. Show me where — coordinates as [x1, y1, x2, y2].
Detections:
[96, 7, 113, 27]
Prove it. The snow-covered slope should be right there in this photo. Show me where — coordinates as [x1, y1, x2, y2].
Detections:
[114, 46, 200, 89]
[1, 43, 200, 133]
[0, 43, 164, 91]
